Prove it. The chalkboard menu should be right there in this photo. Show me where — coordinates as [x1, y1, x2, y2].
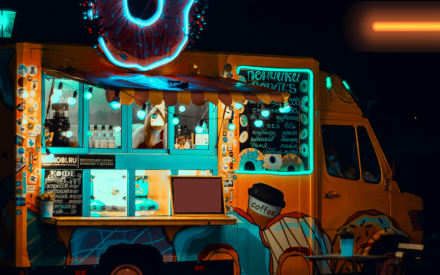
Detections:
[237, 67, 312, 172]
[44, 170, 83, 216]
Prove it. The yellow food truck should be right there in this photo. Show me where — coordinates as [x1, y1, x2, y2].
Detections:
[0, 40, 423, 275]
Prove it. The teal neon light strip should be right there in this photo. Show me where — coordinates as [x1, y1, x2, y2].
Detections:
[98, 0, 195, 71]
[234, 66, 314, 176]
[123, 0, 163, 26]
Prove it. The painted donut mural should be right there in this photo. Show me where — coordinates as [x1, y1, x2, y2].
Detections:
[95, 0, 195, 71]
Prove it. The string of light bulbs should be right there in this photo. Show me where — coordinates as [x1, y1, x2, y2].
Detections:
[49, 79, 292, 131]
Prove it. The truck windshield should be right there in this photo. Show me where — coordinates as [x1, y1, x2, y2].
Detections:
[322, 125, 360, 180]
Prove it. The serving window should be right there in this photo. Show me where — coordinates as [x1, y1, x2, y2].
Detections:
[42, 74, 216, 156]
[91, 169, 128, 217]
[87, 85, 122, 150]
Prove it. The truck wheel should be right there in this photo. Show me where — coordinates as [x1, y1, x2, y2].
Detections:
[99, 244, 163, 275]
[109, 264, 143, 275]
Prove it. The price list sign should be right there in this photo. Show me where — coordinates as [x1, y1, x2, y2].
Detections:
[44, 170, 83, 216]
[237, 67, 312, 172]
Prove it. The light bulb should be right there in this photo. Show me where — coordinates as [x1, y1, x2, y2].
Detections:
[46, 153, 55, 162]
[87, 130, 93, 136]
[66, 131, 73, 137]
[46, 148, 55, 162]
[110, 90, 121, 110]
[195, 120, 204, 133]
[228, 120, 235, 131]
[110, 101, 121, 110]
[51, 94, 61, 104]
[114, 126, 122, 132]
[137, 109, 146, 120]
[234, 102, 243, 110]
[68, 97, 77, 106]
[23, 92, 29, 98]
[326, 76, 332, 90]
[54, 89, 62, 97]
[261, 109, 270, 118]
[84, 87, 93, 100]
[179, 106, 186, 113]
[343, 80, 350, 90]
[195, 126, 204, 133]
[172, 115, 180, 125]
[254, 120, 263, 127]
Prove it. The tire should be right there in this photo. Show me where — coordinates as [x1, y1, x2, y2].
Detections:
[99, 244, 163, 275]
[362, 235, 409, 275]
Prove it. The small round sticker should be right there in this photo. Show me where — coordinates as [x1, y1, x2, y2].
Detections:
[229, 152, 234, 157]
[31, 80, 38, 91]
[30, 91, 36, 97]
[17, 88, 26, 98]
[232, 157, 236, 162]
[16, 210, 22, 215]
[232, 175, 237, 180]
[29, 65, 38, 76]
[227, 131, 234, 139]
[16, 189, 22, 194]
[19, 125, 26, 133]
[28, 107, 35, 114]
[27, 76, 33, 82]
[222, 164, 229, 172]
[222, 136, 228, 143]
[18, 77, 28, 88]
[27, 122, 34, 130]
[224, 188, 228, 194]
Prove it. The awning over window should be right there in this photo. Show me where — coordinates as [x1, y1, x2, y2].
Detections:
[42, 69, 289, 106]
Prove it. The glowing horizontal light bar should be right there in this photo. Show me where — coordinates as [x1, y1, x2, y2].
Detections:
[98, 0, 195, 71]
[372, 22, 440, 32]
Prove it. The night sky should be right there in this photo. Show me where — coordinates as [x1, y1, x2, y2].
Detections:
[3, 0, 439, 236]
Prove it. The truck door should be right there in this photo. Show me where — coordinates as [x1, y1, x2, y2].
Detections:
[319, 120, 390, 240]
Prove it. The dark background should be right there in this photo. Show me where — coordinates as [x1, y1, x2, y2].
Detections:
[2, 0, 439, 238]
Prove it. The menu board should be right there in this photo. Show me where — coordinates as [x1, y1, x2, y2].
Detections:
[44, 170, 83, 216]
[237, 67, 311, 172]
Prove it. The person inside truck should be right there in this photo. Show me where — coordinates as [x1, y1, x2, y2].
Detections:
[324, 146, 344, 177]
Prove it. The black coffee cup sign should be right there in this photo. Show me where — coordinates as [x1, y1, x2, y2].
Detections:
[237, 68, 311, 171]
[44, 170, 83, 216]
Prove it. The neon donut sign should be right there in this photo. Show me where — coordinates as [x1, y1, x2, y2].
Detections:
[96, 0, 195, 71]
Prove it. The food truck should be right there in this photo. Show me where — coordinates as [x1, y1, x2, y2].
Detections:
[0, 41, 424, 275]
[0, 2, 423, 275]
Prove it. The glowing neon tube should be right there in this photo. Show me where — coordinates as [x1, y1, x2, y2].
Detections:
[372, 22, 440, 31]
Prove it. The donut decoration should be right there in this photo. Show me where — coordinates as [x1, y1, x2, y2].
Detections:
[81, 0, 211, 71]
[263, 154, 283, 171]
[279, 154, 304, 172]
[299, 79, 309, 93]
[300, 129, 308, 140]
[330, 74, 355, 103]
[300, 143, 309, 157]
[300, 95, 308, 113]
[239, 131, 248, 143]
[300, 113, 308, 125]
[240, 115, 248, 127]
[239, 148, 264, 171]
